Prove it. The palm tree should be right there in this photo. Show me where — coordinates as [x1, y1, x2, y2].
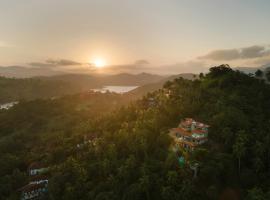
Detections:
[233, 131, 248, 174]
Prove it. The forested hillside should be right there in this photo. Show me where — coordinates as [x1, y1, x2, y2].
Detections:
[125, 73, 197, 100]
[0, 73, 165, 103]
[0, 77, 83, 104]
[1, 65, 270, 200]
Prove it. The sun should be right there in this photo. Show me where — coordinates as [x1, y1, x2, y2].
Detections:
[93, 58, 106, 68]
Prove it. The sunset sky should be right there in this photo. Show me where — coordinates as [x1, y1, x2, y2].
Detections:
[1, 0, 270, 74]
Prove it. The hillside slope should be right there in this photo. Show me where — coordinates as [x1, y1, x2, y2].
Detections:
[0, 76, 83, 104]
[126, 73, 197, 99]
[1, 65, 270, 199]
[43, 72, 165, 87]
[0, 73, 165, 103]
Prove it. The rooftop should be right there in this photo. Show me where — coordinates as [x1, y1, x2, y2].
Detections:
[172, 127, 192, 137]
[29, 175, 48, 182]
[18, 183, 46, 193]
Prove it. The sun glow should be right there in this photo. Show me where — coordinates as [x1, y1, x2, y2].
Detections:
[93, 58, 106, 68]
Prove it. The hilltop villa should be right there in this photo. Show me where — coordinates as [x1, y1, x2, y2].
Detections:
[170, 118, 209, 151]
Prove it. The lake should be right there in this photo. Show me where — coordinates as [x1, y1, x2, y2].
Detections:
[92, 86, 138, 94]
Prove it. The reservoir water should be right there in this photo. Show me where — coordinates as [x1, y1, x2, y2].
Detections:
[92, 86, 138, 94]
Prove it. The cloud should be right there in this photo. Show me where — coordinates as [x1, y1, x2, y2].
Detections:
[134, 59, 150, 65]
[28, 62, 55, 68]
[241, 45, 267, 59]
[28, 59, 82, 68]
[198, 49, 239, 61]
[103, 64, 150, 73]
[160, 61, 207, 74]
[46, 59, 81, 66]
[199, 45, 270, 61]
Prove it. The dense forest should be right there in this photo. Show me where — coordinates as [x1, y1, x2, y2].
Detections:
[0, 77, 84, 104]
[0, 73, 199, 104]
[0, 73, 165, 103]
[1, 65, 270, 200]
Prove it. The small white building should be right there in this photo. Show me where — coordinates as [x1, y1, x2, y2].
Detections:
[28, 162, 48, 176]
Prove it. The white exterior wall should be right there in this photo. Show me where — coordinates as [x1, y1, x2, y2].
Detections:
[29, 168, 47, 176]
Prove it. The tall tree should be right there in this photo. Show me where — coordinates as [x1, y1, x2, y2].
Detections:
[199, 73, 204, 79]
[233, 130, 248, 174]
[255, 69, 263, 78]
[266, 70, 270, 82]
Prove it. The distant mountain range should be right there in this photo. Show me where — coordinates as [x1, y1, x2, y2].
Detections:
[2, 64, 269, 79]
[6, 63, 269, 103]
[0, 66, 65, 78]
[0, 72, 166, 103]
[0, 70, 197, 103]
[42, 72, 165, 87]
[0, 65, 165, 86]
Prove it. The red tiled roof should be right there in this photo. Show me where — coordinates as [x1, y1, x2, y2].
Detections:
[172, 128, 192, 137]
[18, 183, 46, 192]
[29, 175, 48, 182]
